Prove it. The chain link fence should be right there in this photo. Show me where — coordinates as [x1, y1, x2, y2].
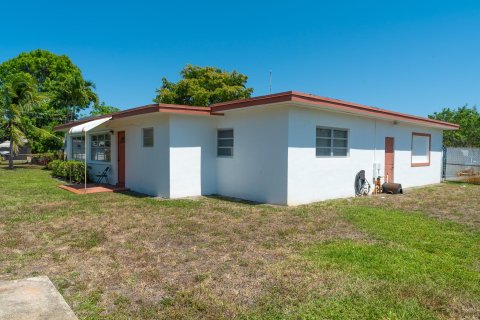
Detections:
[443, 147, 480, 184]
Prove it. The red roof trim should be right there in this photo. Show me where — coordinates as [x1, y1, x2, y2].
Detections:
[210, 91, 459, 130]
[54, 103, 219, 131]
[55, 91, 459, 131]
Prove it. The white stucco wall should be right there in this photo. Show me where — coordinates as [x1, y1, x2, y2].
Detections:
[287, 106, 443, 205]
[168, 115, 217, 198]
[215, 106, 289, 205]
[115, 114, 170, 197]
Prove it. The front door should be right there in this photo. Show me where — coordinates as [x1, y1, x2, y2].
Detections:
[117, 131, 125, 187]
[385, 137, 395, 183]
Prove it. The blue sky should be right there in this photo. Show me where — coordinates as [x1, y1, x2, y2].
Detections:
[1, 0, 479, 117]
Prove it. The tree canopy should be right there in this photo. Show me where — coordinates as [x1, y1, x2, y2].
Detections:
[0, 49, 99, 152]
[89, 102, 120, 116]
[0, 49, 98, 124]
[429, 105, 480, 147]
[153, 65, 253, 106]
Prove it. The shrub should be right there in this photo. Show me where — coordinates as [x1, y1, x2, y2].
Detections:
[50, 160, 86, 183]
[48, 159, 62, 171]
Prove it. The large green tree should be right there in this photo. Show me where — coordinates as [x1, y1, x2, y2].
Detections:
[154, 65, 253, 106]
[429, 105, 480, 147]
[0, 73, 41, 168]
[0, 49, 99, 152]
[89, 101, 120, 116]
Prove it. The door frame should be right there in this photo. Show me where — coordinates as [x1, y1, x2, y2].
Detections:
[385, 137, 395, 183]
[117, 131, 125, 187]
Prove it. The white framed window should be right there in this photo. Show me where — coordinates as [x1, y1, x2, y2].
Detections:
[217, 129, 234, 157]
[91, 133, 111, 162]
[411, 133, 431, 166]
[143, 128, 154, 147]
[71, 136, 85, 160]
[316, 127, 349, 157]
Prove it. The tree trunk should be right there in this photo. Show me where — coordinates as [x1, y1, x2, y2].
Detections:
[8, 137, 14, 169]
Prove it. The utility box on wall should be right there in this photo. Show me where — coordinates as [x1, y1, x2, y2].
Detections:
[373, 162, 382, 178]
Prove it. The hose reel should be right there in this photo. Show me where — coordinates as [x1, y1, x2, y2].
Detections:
[354, 170, 371, 196]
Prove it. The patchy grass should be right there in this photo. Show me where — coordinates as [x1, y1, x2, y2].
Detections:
[302, 207, 480, 319]
[351, 183, 480, 228]
[0, 165, 479, 319]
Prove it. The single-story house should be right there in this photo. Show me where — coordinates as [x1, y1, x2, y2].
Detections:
[0, 139, 31, 161]
[54, 91, 458, 205]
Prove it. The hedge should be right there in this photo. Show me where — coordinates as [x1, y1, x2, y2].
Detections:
[49, 160, 86, 183]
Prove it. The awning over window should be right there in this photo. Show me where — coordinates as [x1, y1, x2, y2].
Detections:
[68, 117, 112, 134]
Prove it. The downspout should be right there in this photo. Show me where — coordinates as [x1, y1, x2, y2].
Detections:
[373, 119, 377, 163]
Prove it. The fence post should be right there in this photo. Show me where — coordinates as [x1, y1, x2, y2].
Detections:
[442, 146, 447, 181]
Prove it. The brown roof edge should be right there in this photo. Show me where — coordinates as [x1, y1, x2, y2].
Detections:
[54, 103, 217, 131]
[210, 91, 459, 130]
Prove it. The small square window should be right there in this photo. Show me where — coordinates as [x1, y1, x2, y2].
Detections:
[411, 133, 430, 166]
[316, 127, 349, 157]
[143, 128, 154, 147]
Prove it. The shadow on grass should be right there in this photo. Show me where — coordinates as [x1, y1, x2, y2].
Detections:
[0, 164, 44, 170]
[204, 194, 264, 206]
[116, 190, 150, 198]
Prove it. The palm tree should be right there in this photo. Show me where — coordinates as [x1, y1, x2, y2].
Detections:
[51, 74, 98, 122]
[0, 73, 40, 169]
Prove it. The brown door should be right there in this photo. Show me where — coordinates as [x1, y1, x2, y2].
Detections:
[385, 137, 394, 183]
[117, 131, 125, 187]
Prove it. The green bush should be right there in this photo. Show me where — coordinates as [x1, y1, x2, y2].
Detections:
[50, 160, 86, 183]
[48, 159, 61, 171]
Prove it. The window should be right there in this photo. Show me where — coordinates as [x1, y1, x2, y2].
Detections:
[143, 128, 154, 147]
[91, 133, 111, 161]
[316, 127, 349, 157]
[411, 133, 431, 166]
[217, 129, 233, 157]
[71, 136, 85, 160]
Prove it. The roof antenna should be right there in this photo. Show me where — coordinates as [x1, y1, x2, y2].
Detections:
[269, 70, 272, 93]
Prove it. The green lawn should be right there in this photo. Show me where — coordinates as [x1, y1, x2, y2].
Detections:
[0, 165, 479, 319]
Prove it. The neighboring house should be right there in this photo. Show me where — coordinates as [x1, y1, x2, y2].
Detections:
[54, 91, 458, 205]
[0, 140, 30, 161]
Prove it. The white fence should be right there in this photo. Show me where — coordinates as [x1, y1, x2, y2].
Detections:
[443, 147, 480, 182]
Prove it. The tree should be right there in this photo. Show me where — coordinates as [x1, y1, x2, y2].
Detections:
[0, 49, 98, 122]
[0, 73, 41, 168]
[0, 49, 99, 152]
[429, 105, 480, 147]
[154, 65, 253, 106]
[89, 101, 120, 116]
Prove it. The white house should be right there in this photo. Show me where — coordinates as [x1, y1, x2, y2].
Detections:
[55, 91, 458, 205]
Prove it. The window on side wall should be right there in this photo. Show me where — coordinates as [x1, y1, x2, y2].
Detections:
[316, 127, 349, 157]
[217, 129, 233, 157]
[143, 128, 154, 147]
[91, 133, 111, 161]
[71, 136, 85, 160]
[411, 133, 431, 166]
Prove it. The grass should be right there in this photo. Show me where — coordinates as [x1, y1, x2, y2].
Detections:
[0, 165, 479, 319]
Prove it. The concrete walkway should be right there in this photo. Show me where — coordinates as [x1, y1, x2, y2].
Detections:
[0, 276, 78, 320]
